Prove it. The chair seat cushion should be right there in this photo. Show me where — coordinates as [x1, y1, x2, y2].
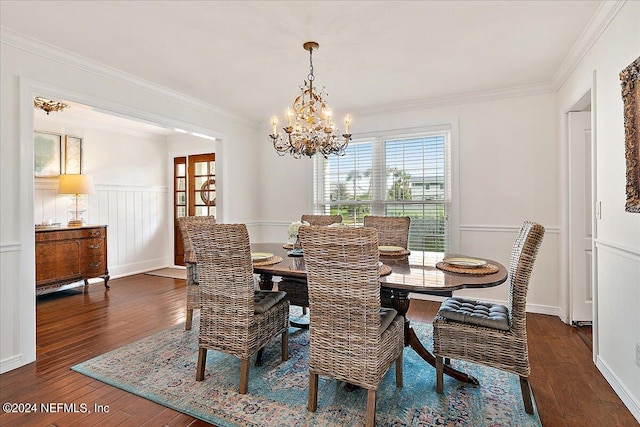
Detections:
[379, 307, 398, 335]
[254, 290, 287, 314]
[437, 296, 510, 331]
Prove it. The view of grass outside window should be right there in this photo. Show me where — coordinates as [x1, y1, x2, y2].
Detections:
[314, 131, 450, 252]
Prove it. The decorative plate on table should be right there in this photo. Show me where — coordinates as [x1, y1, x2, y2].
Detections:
[378, 245, 406, 253]
[442, 257, 487, 268]
[251, 252, 274, 262]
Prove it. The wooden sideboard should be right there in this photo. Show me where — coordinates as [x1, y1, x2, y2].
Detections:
[35, 225, 110, 292]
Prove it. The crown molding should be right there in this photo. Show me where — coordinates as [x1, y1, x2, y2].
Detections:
[0, 27, 257, 128]
[551, 0, 627, 91]
[351, 83, 553, 117]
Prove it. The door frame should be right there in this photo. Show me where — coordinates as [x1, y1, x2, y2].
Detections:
[562, 79, 598, 363]
[16, 77, 222, 371]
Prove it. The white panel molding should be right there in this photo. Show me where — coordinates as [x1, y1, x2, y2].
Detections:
[0, 243, 21, 253]
[1, 28, 255, 129]
[595, 238, 640, 261]
[352, 83, 552, 118]
[552, 0, 628, 91]
[596, 356, 640, 424]
[460, 224, 560, 234]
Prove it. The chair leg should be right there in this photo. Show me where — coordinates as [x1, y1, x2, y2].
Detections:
[185, 308, 193, 330]
[365, 389, 376, 427]
[436, 355, 444, 394]
[519, 376, 534, 414]
[281, 329, 289, 361]
[239, 358, 250, 394]
[395, 352, 403, 388]
[196, 347, 207, 381]
[308, 371, 319, 412]
[255, 348, 264, 366]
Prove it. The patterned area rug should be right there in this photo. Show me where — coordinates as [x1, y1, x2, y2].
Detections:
[72, 310, 541, 427]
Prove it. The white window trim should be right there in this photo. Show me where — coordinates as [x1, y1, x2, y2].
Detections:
[313, 121, 460, 252]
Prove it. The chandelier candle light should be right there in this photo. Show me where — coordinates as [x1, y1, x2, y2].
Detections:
[270, 41, 351, 158]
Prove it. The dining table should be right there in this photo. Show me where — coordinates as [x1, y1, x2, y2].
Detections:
[250, 242, 508, 386]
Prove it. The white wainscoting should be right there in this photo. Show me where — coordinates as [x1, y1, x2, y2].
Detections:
[34, 181, 171, 279]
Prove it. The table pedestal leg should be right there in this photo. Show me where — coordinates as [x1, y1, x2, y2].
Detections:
[382, 288, 479, 385]
[259, 273, 274, 290]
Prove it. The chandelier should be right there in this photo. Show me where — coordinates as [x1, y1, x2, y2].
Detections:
[34, 97, 69, 115]
[270, 41, 351, 158]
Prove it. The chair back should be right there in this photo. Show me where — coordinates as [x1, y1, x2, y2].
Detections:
[301, 214, 343, 226]
[507, 221, 545, 333]
[299, 226, 382, 377]
[363, 215, 410, 248]
[177, 216, 216, 263]
[185, 223, 255, 334]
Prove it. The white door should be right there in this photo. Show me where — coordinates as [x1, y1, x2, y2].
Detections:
[568, 111, 593, 323]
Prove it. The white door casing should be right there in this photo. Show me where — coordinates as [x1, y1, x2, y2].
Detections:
[568, 111, 593, 323]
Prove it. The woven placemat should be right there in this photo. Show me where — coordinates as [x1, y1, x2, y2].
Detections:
[282, 243, 293, 250]
[253, 255, 283, 267]
[379, 249, 410, 257]
[436, 261, 499, 275]
[379, 264, 392, 277]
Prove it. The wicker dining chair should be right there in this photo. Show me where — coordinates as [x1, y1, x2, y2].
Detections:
[177, 216, 217, 330]
[300, 214, 343, 226]
[185, 223, 290, 394]
[433, 221, 545, 414]
[363, 215, 410, 248]
[299, 226, 404, 427]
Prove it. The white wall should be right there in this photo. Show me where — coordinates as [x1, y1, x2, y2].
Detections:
[0, 35, 259, 373]
[556, 1, 640, 419]
[257, 91, 561, 315]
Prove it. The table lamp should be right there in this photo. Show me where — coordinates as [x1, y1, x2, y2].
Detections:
[57, 174, 95, 227]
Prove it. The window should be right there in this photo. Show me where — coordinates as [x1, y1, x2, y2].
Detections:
[313, 127, 453, 252]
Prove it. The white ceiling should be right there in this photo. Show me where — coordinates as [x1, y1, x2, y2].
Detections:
[2, 0, 603, 127]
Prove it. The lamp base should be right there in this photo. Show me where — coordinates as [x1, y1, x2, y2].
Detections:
[67, 219, 86, 227]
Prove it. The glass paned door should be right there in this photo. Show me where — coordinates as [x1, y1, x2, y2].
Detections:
[174, 156, 187, 265]
[174, 153, 216, 265]
[189, 154, 216, 217]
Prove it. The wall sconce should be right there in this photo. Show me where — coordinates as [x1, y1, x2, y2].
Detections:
[58, 174, 95, 227]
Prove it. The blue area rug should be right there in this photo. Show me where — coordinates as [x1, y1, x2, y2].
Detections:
[72, 311, 541, 426]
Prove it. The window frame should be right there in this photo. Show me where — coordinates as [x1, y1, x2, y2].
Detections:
[313, 123, 459, 252]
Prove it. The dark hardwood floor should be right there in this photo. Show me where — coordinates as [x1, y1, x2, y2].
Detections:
[0, 275, 637, 426]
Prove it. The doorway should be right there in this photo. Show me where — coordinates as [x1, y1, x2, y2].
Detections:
[174, 153, 216, 266]
[568, 108, 593, 325]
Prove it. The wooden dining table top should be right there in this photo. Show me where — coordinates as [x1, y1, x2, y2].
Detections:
[250, 242, 508, 295]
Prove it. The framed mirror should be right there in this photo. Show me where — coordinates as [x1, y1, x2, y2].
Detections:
[621, 56, 640, 213]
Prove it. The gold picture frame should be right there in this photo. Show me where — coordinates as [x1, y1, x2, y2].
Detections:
[621, 56, 640, 213]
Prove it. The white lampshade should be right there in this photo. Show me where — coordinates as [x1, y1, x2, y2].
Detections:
[58, 174, 95, 195]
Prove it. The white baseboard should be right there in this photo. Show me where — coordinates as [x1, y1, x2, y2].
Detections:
[0, 354, 27, 374]
[596, 356, 640, 423]
[107, 258, 172, 278]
